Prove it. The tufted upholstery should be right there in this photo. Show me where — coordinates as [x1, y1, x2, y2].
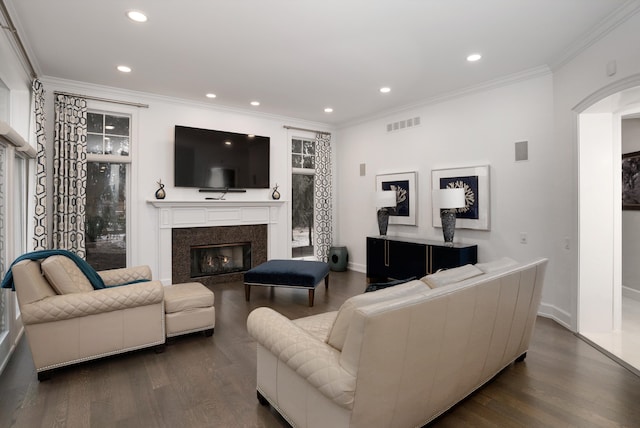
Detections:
[248, 308, 356, 408]
[41, 255, 94, 294]
[21, 280, 164, 324]
[12, 259, 165, 377]
[98, 264, 153, 286]
[292, 311, 337, 342]
[248, 258, 548, 428]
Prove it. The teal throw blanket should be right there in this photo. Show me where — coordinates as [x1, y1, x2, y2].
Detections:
[1, 249, 106, 291]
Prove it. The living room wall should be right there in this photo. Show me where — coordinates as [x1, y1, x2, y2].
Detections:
[336, 7, 640, 331]
[552, 8, 640, 331]
[38, 77, 334, 279]
[0, 31, 30, 140]
[335, 73, 559, 311]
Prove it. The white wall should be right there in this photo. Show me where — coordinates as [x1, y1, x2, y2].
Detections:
[337, 9, 640, 331]
[336, 74, 558, 295]
[578, 112, 618, 333]
[0, 26, 31, 139]
[38, 77, 334, 280]
[553, 9, 640, 330]
[622, 118, 640, 292]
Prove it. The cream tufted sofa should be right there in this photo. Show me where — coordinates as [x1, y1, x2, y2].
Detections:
[247, 258, 548, 428]
[12, 257, 165, 380]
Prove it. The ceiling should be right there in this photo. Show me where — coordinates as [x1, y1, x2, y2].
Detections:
[4, 0, 636, 126]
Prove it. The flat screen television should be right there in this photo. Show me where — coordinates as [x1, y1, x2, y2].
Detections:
[174, 125, 270, 190]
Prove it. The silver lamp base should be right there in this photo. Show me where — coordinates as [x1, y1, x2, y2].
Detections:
[440, 209, 457, 246]
[377, 208, 390, 236]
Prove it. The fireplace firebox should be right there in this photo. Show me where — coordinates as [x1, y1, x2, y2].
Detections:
[172, 225, 267, 286]
[191, 243, 251, 277]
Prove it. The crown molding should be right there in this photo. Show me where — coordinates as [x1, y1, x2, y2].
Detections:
[38, 76, 335, 134]
[549, 0, 640, 71]
[338, 65, 552, 130]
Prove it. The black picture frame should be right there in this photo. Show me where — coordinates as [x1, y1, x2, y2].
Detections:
[622, 150, 640, 210]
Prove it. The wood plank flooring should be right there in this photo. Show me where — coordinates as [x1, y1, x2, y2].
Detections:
[1, 269, 640, 427]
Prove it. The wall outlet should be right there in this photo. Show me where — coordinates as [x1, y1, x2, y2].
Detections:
[520, 232, 528, 244]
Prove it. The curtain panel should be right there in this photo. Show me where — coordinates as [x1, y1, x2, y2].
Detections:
[313, 132, 332, 262]
[32, 79, 48, 250]
[53, 94, 88, 258]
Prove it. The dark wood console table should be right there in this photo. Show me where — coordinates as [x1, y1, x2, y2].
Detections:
[366, 236, 478, 282]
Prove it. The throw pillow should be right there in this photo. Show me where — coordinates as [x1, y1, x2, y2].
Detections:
[327, 280, 429, 351]
[364, 276, 416, 292]
[41, 255, 94, 294]
[475, 257, 518, 274]
[420, 264, 483, 289]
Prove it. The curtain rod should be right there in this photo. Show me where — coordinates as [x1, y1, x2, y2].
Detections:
[54, 91, 149, 109]
[0, 0, 37, 79]
[283, 125, 331, 135]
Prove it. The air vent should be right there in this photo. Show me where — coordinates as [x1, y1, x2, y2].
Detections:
[515, 141, 528, 161]
[386, 116, 421, 133]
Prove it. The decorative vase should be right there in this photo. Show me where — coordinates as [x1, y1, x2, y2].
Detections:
[377, 208, 390, 236]
[271, 184, 280, 200]
[440, 209, 457, 246]
[155, 180, 166, 200]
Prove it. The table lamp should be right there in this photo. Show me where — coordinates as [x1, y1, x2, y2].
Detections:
[438, 188, 466, 246]
[376, 190, 397, 236]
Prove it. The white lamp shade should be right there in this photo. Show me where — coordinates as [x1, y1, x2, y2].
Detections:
[438, 188, 466, 209]
[376, 190, 397, 208]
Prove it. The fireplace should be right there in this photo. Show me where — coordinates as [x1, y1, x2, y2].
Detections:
[191, 243, 251, 277]
[172, 225, 267, 286]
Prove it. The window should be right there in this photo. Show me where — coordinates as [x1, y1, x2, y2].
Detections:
[85, 111, 131, 270]
[0, 142, 30, 372]
[291, 138, 315, 258]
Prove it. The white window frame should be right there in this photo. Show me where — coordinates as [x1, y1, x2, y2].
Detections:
[291, 135, 317, 260]
[85, 103, 137, 267]
[0, 141, 33, 374]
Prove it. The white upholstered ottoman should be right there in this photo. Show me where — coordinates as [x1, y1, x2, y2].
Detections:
[164, 282, 215, 338]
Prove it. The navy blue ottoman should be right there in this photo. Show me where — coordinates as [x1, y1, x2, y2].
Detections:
[244, 259, 330, 306]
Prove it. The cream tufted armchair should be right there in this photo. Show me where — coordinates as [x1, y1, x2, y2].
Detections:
[11, 256, 165, 380]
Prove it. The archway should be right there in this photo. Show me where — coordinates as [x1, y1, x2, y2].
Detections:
[575, 76, 640, 372]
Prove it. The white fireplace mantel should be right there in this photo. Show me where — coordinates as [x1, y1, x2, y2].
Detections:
[147, 199, 285, 284]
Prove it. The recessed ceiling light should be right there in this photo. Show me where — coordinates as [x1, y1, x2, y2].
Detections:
[117, 65, 132, 73]
[379, 87, 391, 94]
[324, 107, 333, 113]
[224, 141, 232, 146]
[250, 101, 260, 106]
[206, 93, 217, 99]
[466, 53, 482, 62]
[127, 10, 148, 23]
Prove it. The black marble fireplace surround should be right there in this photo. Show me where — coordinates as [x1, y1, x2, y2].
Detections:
[172, 225, 267, 286]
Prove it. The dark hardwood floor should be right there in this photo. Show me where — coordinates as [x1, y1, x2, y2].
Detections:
[1, 269, 640, 427]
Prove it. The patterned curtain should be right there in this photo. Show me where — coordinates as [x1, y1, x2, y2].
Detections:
[313, 132, 332, 262]
[32, 79, 48, 250]
[53, 94, 88, 258]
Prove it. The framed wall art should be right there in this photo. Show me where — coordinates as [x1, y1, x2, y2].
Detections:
[376, 171, 417, 226]
[431, 165, 490, 230]
[623, 151, 640, 210]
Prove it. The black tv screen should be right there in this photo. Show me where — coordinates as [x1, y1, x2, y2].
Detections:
[174, 125, 270, 189]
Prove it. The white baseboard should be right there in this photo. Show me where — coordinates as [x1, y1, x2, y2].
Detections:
[348, 262, 366, 274]
[538, 302, 574, 331]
